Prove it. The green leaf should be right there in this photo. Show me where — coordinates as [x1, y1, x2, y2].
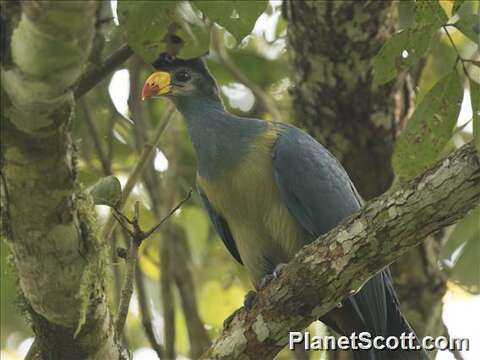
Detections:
[194, 0, 267, 42]
[415, 30, 457, 103]
[471, 80, 480, 153]
[373, 24, 436, 85]
[118, 0, 210, 62]
[392, 71, 463, 180]
[89, 175, 122, 207]
[415, 0, 448, 27]
[441, 207, 480, 294]
[398, 0, 416, 30]
[455, 13, 480, 43]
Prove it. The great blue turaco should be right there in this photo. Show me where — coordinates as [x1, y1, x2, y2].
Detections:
[141, 53, 427, 360]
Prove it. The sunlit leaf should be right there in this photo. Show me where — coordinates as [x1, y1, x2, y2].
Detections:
[416, 31, 458, 103]
[118, 0, 210, 62]
[194, 0, 267, 42]
[471, 80, 480, 153]
[89, 175, 122, 207]
[392, 71, 462, 180]
[441, 207, 480, 294]
[415, 0, 448, 27]
[454, 13, 480, 43]
[373, 24, 437, 85]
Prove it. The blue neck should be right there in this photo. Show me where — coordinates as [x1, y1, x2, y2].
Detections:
[172, 95, 266, 181]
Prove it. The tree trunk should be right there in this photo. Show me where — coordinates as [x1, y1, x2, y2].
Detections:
[2, 1, 119, 358]
[286, 0, 397, 198]
[285, 0, 446, 340]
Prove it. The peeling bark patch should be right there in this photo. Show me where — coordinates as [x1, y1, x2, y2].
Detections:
[252, 315, 269, 342]
[215, 321, 248, 357]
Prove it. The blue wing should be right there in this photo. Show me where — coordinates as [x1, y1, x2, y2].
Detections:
[272, 126, 402, 342]
[197, 184, 243, 265]
[272, 125, 362, 238]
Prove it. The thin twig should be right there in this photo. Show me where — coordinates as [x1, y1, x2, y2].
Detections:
[142, 189, 192, 239]
[102, 104, 176, 243]
[126, 60, 168, 358]
[454, 119, 473, 135]
[212, 27, 282, 121]
[111, 190, 192, 246]
[74, 44, 134, 99]
[442, 25, 474, 81]
[111, 191, 192, 344]
[114, 236, 138, 339]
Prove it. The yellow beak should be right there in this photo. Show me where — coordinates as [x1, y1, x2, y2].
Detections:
[141, 72, 171, 100]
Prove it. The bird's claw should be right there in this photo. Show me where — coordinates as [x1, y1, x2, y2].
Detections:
[259, 274, 274, 289]
[244, 290, 257, 310]
[259, 263, 288, 289]
[273, 263, 287, 278]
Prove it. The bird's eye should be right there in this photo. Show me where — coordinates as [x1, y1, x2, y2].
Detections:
[174, 70, 191, 82]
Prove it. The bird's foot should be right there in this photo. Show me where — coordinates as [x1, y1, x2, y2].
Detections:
[259, 263, 288, 289]
[223, 290, 258, 329]
[244, 290, 257, 311]
[273, 263, 287, 278]
[259, 274, 274, 289]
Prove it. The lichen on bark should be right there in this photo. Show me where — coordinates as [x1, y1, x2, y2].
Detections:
[1, 1, 119, 358]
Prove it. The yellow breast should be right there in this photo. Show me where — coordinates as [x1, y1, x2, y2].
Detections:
[197, 126, 307, 286]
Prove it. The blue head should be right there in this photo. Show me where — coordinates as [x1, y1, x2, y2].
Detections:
[142, 53, 267, 181]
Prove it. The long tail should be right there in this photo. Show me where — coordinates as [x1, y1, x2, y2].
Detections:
[321, 269, 430, 360]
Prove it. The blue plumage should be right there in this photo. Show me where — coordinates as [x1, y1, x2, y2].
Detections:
[273, 125, 362, 237]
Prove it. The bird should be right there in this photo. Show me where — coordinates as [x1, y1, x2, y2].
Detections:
[142, 53, 427, 360]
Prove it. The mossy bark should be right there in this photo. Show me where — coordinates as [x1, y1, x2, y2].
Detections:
[1, 1, 119, 358]
[285, 0, 446, 340]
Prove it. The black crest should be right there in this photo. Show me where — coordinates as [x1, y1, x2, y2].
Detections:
[152, 52, 210, 76]
[151, 52, 216, 89]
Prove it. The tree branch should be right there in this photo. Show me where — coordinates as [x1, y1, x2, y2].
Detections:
[74, 44, 134, 99]
[212, 27, 281, 121]
[114, 234, 138, 338]
[201, 142, 480, 359]
[102, 104, 176, 242]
